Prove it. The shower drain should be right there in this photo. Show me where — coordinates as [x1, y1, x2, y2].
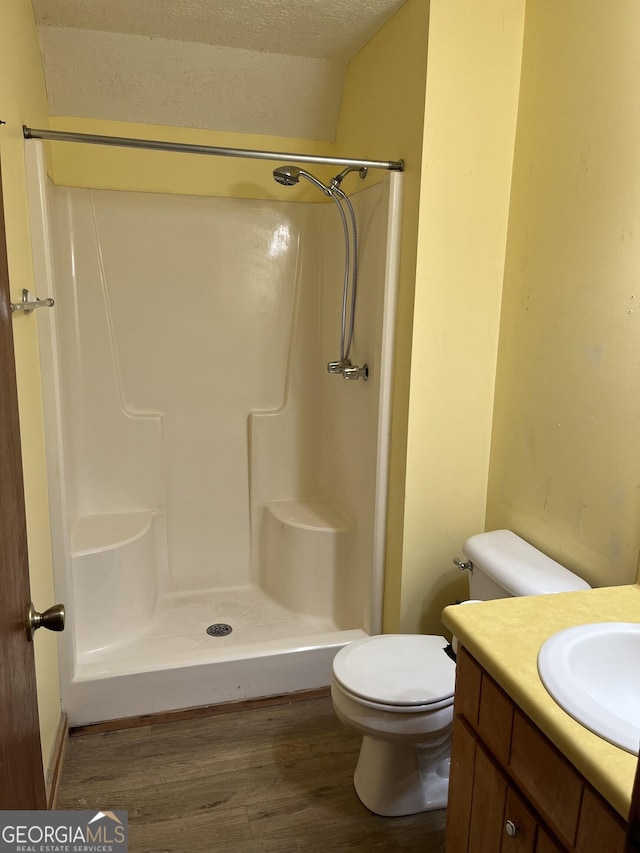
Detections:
[206, 623, 233, 637]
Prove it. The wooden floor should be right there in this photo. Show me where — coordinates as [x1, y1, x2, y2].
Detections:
[58, 696, 447, 852]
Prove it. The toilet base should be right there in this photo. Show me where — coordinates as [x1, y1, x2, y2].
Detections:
[353, 735, 450, 817]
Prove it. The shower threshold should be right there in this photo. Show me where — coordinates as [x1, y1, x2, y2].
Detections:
[65, 586, 366, 726]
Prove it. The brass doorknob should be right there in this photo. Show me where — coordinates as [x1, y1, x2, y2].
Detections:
[27, 602, 65, 641]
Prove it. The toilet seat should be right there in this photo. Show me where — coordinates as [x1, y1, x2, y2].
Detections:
[332, 679, 454, 714]
[332, 634, 456, 712]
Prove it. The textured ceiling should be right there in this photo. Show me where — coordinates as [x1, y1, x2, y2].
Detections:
[31, 0, 409, 140]
[32, 0, 408, 61]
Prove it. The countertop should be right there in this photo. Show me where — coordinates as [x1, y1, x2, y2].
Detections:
[441, 584, 640, 819]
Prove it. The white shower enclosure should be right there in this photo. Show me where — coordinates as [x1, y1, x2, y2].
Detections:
[26, 143, 402, 725]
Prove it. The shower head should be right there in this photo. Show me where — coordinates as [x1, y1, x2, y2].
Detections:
[273, 165, 332, 197]
[273, 165, 301, 187]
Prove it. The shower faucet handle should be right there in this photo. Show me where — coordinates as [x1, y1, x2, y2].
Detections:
[327, 359, 369, 380]
[327, 359, 350, 374]
[342, 364, 369, 381]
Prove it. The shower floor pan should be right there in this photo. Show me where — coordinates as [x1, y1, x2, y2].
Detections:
[65, 585, 365, 726]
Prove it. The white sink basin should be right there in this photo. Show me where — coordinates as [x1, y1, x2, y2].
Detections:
[537, 622, 640, 755]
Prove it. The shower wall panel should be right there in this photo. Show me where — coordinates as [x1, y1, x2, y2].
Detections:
[250, 181, 391, 632]
[50, 188, 303, 592]
[50, 190, 165, 524]
[317, 182, 390, 629]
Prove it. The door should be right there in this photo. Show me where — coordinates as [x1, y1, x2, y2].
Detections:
[0, 155, 47, 808]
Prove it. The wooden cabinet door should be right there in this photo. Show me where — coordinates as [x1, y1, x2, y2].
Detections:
[501, 787, 537, 853]
[446, 719, 477, 852]
[468, 740, 508, 853]
[510, 711, 582, 847]
[575, 787, 626, 853]
[447, 718, 540, 853]
[536, 829, 564, 853]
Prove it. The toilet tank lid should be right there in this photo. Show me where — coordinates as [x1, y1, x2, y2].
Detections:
[463, 530, 591, 596]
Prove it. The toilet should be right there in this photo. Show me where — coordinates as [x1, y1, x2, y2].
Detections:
[331, 529, 590, 817]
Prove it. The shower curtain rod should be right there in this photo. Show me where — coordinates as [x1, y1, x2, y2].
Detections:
[23, 126, 404, 172]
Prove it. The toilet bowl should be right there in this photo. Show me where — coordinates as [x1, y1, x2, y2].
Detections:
[332, 530, 591, 818]
[331, 634, 456, 816]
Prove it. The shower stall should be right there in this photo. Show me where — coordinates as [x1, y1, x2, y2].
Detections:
[25, 138, 402, 726]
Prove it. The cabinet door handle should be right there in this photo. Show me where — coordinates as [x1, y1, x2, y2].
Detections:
[505, 819, 518, 838]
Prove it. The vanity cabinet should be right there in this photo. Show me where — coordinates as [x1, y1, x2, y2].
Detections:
[445, 647, 626, 853]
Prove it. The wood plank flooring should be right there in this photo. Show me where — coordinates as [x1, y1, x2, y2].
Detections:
[58, 696, 446, 852]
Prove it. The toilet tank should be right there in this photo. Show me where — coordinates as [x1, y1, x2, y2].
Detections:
[462, 529, 591, 600]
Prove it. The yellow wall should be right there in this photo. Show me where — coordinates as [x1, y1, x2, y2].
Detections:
[0, 1, 61, 776]
[486, 1, 640, 587]
[46, 117, 337, 202]
[399, 0, 525, 633]
[330, 0, 430, 632]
